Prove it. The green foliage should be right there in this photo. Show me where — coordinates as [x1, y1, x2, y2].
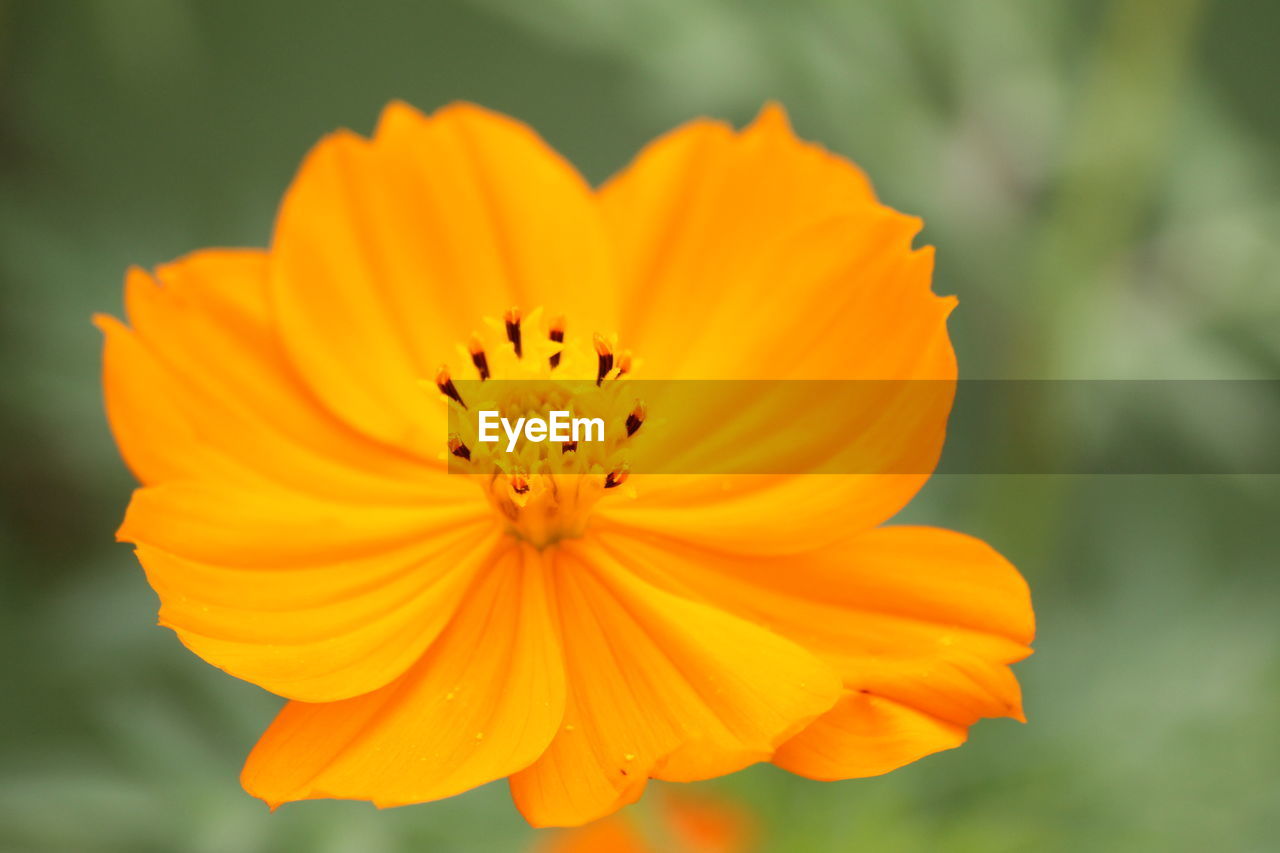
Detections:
[1, 1, 1277, 850]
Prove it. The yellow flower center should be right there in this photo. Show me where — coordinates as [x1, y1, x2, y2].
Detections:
[433, 308, 642, 548]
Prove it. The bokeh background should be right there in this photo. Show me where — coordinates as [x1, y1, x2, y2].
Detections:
[2, 0, 1278, 850]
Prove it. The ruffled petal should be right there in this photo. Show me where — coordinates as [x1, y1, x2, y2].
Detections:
[97, 249, 442, 498]
[241, 542, 565, 807]
[587, 523, 1033, 779]
[269, 102, 618, 449]
[119, 479, 494, 701]
[599, 109, 956, 546]
[509, 540, 840, 827]
[771, 692, 966, 780]
[600, 104, 950, 382]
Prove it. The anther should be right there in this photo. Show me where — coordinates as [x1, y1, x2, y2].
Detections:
[604, 464, 630, 489]
[593, 333, 614, 386]
[548, 315, 565, 369]
[510, 472, 530, 495]
[616, 351, 632, 378]
[561, 440, 578, 453]
[448, 433, 471, 461]
[468, 335, 490, 381]
[436, 366, 466, 409]
[625, 401, 646, 437]
[504, 307, 523, 358]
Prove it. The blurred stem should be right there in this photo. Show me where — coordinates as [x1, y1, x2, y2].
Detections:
[985, 0, 1204, 571]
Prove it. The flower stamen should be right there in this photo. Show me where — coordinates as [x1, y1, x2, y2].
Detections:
[448, 433, 471, 460]
[436, 308, 639, 547]
[548, 315, 565, 369]
[625, 401, 645, 437]
[593, 333, 613, 386]
[504, 307, 523, 358]
[436, 365, 467, 409]
[604, 464, 630, 490]
[468, 335, 490, 381]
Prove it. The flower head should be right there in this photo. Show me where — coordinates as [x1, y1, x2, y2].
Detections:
[98, 101, 1033, 826]
[535, 789, 751, 853]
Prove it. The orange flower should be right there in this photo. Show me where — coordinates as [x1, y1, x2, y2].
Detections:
[534, 790, 751, 853]
[97, 102, 1033, 827]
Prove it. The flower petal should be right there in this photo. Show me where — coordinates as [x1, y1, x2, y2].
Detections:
[241, 541, 565, 807]
[599, 474, 936, 556]
[269, 102, 618, 449]
[588, 523, 1033, 779]
[97, 250, 441, 499]
[119, 479, 494, 701]
[600, 104, 951, 381]
[771, 692, 966, 781]
[119, 478, 484, 568]
[599, 113, 956, 548]
[509, 540, 841, 827]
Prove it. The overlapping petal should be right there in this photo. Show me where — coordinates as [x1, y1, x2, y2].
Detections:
[120, 479, 495, 701]
[101, 248, 502, 702]
[598, 106, 957, 549]
[509, 539, 841, 827]
[242, 541, 565, 807]
[600, 104, 949, 382]
[589, 523, 1033, 779]
[268, 102, 619, 450]
[771, 692, 967, 781]
[97, 249, 448, 497]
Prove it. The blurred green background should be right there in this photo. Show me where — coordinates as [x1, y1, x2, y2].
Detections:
[2, 0, 1278, 850]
